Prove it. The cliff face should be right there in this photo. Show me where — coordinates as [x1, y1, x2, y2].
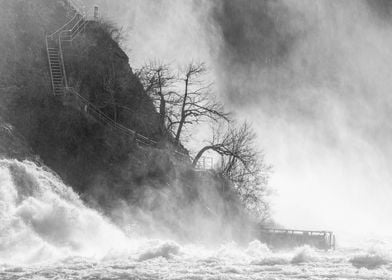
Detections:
[0, 0, 258, 244]
[1, 0, 163, 194]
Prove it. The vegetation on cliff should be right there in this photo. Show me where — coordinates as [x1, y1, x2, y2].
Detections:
[0, 0, 272, 242]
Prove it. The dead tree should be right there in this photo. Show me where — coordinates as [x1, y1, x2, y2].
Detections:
[193, 121, 271, 221]
[173, 62, 229, 144]
[136, 61, 176, 133]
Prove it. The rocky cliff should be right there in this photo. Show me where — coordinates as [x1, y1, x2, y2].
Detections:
[0, 0, 258, 244]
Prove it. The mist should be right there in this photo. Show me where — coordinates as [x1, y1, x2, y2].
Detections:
[88, 0, 392, 236]
[212, 0, 392, 235]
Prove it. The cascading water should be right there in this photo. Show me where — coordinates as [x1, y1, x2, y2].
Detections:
[1, 159, 392, 279]
[0, 159, 131, 264]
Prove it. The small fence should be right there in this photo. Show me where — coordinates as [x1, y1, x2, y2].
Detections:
[194, 156, 214, 170]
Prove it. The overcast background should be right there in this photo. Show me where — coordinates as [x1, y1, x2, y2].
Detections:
[81, 0, 392, 236]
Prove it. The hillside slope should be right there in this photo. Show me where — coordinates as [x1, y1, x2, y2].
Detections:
[0, 0, 259, 243]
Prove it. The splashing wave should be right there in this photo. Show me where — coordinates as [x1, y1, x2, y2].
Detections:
[0, 159, 129, 264]
[1, 160, 392, 279]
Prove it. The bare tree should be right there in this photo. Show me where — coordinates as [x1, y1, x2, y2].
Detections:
[173, 62, 229, 144]
[193, 121, 271, 221]
[136, 61, 177, 133]
[99, 61, 137, 123]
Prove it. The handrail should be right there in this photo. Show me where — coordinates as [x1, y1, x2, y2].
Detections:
[66, 88, 184, 148]
[58, 33, 68, 88]
[66, 88, 137, 138]
[45, 36, 56, 93]
[46, 2, 193, 160]
[260, 228, 333, 235]
[47, 13, 80, 41]
[70, 15, 85, 33]
[70, 18, 88, 40]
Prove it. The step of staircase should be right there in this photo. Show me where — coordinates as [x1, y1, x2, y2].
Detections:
[46, 5, 89, 96]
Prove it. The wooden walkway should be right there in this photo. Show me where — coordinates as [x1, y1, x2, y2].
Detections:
[258, 228, 336, 250]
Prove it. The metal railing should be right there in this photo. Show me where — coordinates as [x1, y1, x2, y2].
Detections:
[195, 156, 214, 170]
[45, 37, 56, 95]
[66, 88, 161, 146]
[47, 12, 81, 41]
[258, 228, 336, 250]
[45, 1, 202, 165]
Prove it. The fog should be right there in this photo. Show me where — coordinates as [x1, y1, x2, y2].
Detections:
[84, 0, 392, 236]
[211, 0, 392, 235]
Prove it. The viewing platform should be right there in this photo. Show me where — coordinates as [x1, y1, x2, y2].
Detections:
[258, 228, 336, 250]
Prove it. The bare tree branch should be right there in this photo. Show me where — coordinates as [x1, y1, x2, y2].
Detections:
[193, 121, 271, 222]
[174, 62, 229, 144]
[136, 61, 177, 134]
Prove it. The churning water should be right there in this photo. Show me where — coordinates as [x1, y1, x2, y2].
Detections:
[1, 159, 392, 279]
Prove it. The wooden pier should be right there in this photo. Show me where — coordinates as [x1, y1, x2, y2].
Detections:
[258, 228, 336, 250]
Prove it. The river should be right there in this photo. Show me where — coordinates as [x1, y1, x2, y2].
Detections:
[1, 160, 391, 279]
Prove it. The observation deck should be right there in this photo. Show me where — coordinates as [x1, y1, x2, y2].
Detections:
[258, 227, 336, 250]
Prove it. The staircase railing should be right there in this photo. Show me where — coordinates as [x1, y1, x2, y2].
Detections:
[47, 12, 81, 41]
[66, 87, 160, 146]
[45, 37, 56, 95]
[46, 1, 195, 163]
[60, 15, 87, 41]
[58, 34, 68, 88]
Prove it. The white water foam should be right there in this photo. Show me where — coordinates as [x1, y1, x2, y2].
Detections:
[1, 159, 392, 279]
[0, 159, 130, 264]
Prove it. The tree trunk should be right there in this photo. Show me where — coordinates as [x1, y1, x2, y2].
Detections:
[175, 78, 189, 144]
[158, 92, 166, 132]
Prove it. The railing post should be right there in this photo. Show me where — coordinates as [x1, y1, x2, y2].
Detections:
[94, 6, 99, 20]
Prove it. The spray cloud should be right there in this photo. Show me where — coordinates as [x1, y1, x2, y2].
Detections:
[211, 0, 392, 234]
[84, 0, 392, 235]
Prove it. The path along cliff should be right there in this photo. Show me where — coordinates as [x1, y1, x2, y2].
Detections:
[0, 0, 258, 244]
